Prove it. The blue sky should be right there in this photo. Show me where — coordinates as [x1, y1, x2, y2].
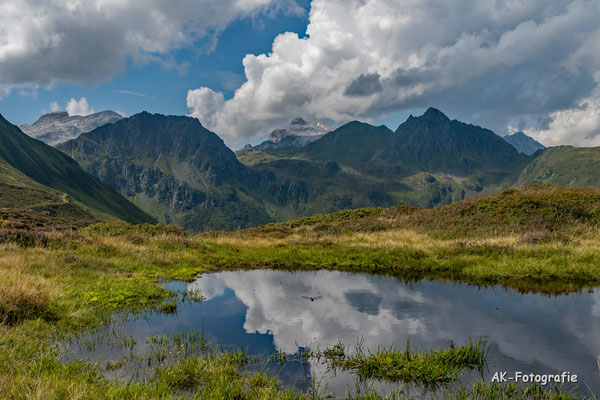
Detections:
[2, 1, 314, 127]
[1, 0, 598, 148]
[1, 0, 413, 142]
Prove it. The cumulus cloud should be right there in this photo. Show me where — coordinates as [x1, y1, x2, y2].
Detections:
[187, 0, 600, 147]
[49, 102, 61, 112]
[186, 88, 226, 128]
[0, 0, 303, 94]
[66, 97, 94, 116]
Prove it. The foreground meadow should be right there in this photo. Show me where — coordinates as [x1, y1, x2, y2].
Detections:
[1, 186, 599, 399]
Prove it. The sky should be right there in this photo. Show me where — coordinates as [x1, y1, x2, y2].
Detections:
[0, 0, 599, 149]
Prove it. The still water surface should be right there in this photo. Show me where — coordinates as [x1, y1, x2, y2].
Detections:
[63, 270, 600, 397]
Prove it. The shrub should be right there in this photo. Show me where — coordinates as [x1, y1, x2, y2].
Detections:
[83, 222, 185, 237]
[0, 229, 49, 247]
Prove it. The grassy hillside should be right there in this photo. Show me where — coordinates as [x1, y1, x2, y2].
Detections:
[0, 114, 154, 224]
[294, 121, 394, 166]
[0, 157, 113, 228]
[251, 185, 600, 239]
[516, 146, 600, 187]
[235, 145, 282, 166]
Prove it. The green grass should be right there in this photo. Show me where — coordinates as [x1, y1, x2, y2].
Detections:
[0, 286, 56, 326]
[235, 146, 283, 166]
[251, 185, 600, 239]
[348, 382, 590, 400]
[321, 341, 486, 385]
[0, 156, 113, 229]
[153, 350, 309, 399]
[517, 146, 600, 188]
[1, 186, 600, 398]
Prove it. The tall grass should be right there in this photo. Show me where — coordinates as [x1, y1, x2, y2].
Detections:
[0, 286, 55, 325]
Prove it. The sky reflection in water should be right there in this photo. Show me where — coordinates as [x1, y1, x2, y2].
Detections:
[66, 270, 600, 397]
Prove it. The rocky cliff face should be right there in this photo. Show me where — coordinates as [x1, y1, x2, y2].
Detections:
[256, 118, 332, 149]
[20, 110, 123, 146]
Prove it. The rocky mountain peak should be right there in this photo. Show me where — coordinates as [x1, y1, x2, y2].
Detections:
[20, 110, 123, 146]
[503, 131, 546, 156]
[290, 117, 308, 126]
[256, 118, 333, 150]
[38, 111, 69, 121]
[422, 107, 450, 122]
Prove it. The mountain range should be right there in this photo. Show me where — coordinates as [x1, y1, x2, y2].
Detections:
[53, 108, 534, 231]
[20, 110, 123, 146]
[56, 112, 277, 231]
[4, 107, 600, 232]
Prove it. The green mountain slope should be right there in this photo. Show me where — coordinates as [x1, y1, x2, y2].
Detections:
[264, 108, 528, 180]
[256, 185, 600, 240]
[0, 114, 154, 224]
[296, 121, 394, 165]
[242, 108, 527, 213]
[516, 146, 600, 187]
[58, 112, 273, 231]
[0, 156, 112, 228]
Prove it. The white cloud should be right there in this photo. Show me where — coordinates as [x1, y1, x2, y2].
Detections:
[525, 89, 600, 147]
[186, 88, 225, 128]
[66, 97, 94, 116]
[115, 90, 155, 100]
[187, 0, 600, 147]
[49, 102, 60, 112]
[0, 0, 303, 94]
[189, 270, 429, 355]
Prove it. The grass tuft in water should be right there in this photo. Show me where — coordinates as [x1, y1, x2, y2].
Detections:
[323, 340, 487, 385]
[158, 300, 177, 314]
[154, 348, 310, 399]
